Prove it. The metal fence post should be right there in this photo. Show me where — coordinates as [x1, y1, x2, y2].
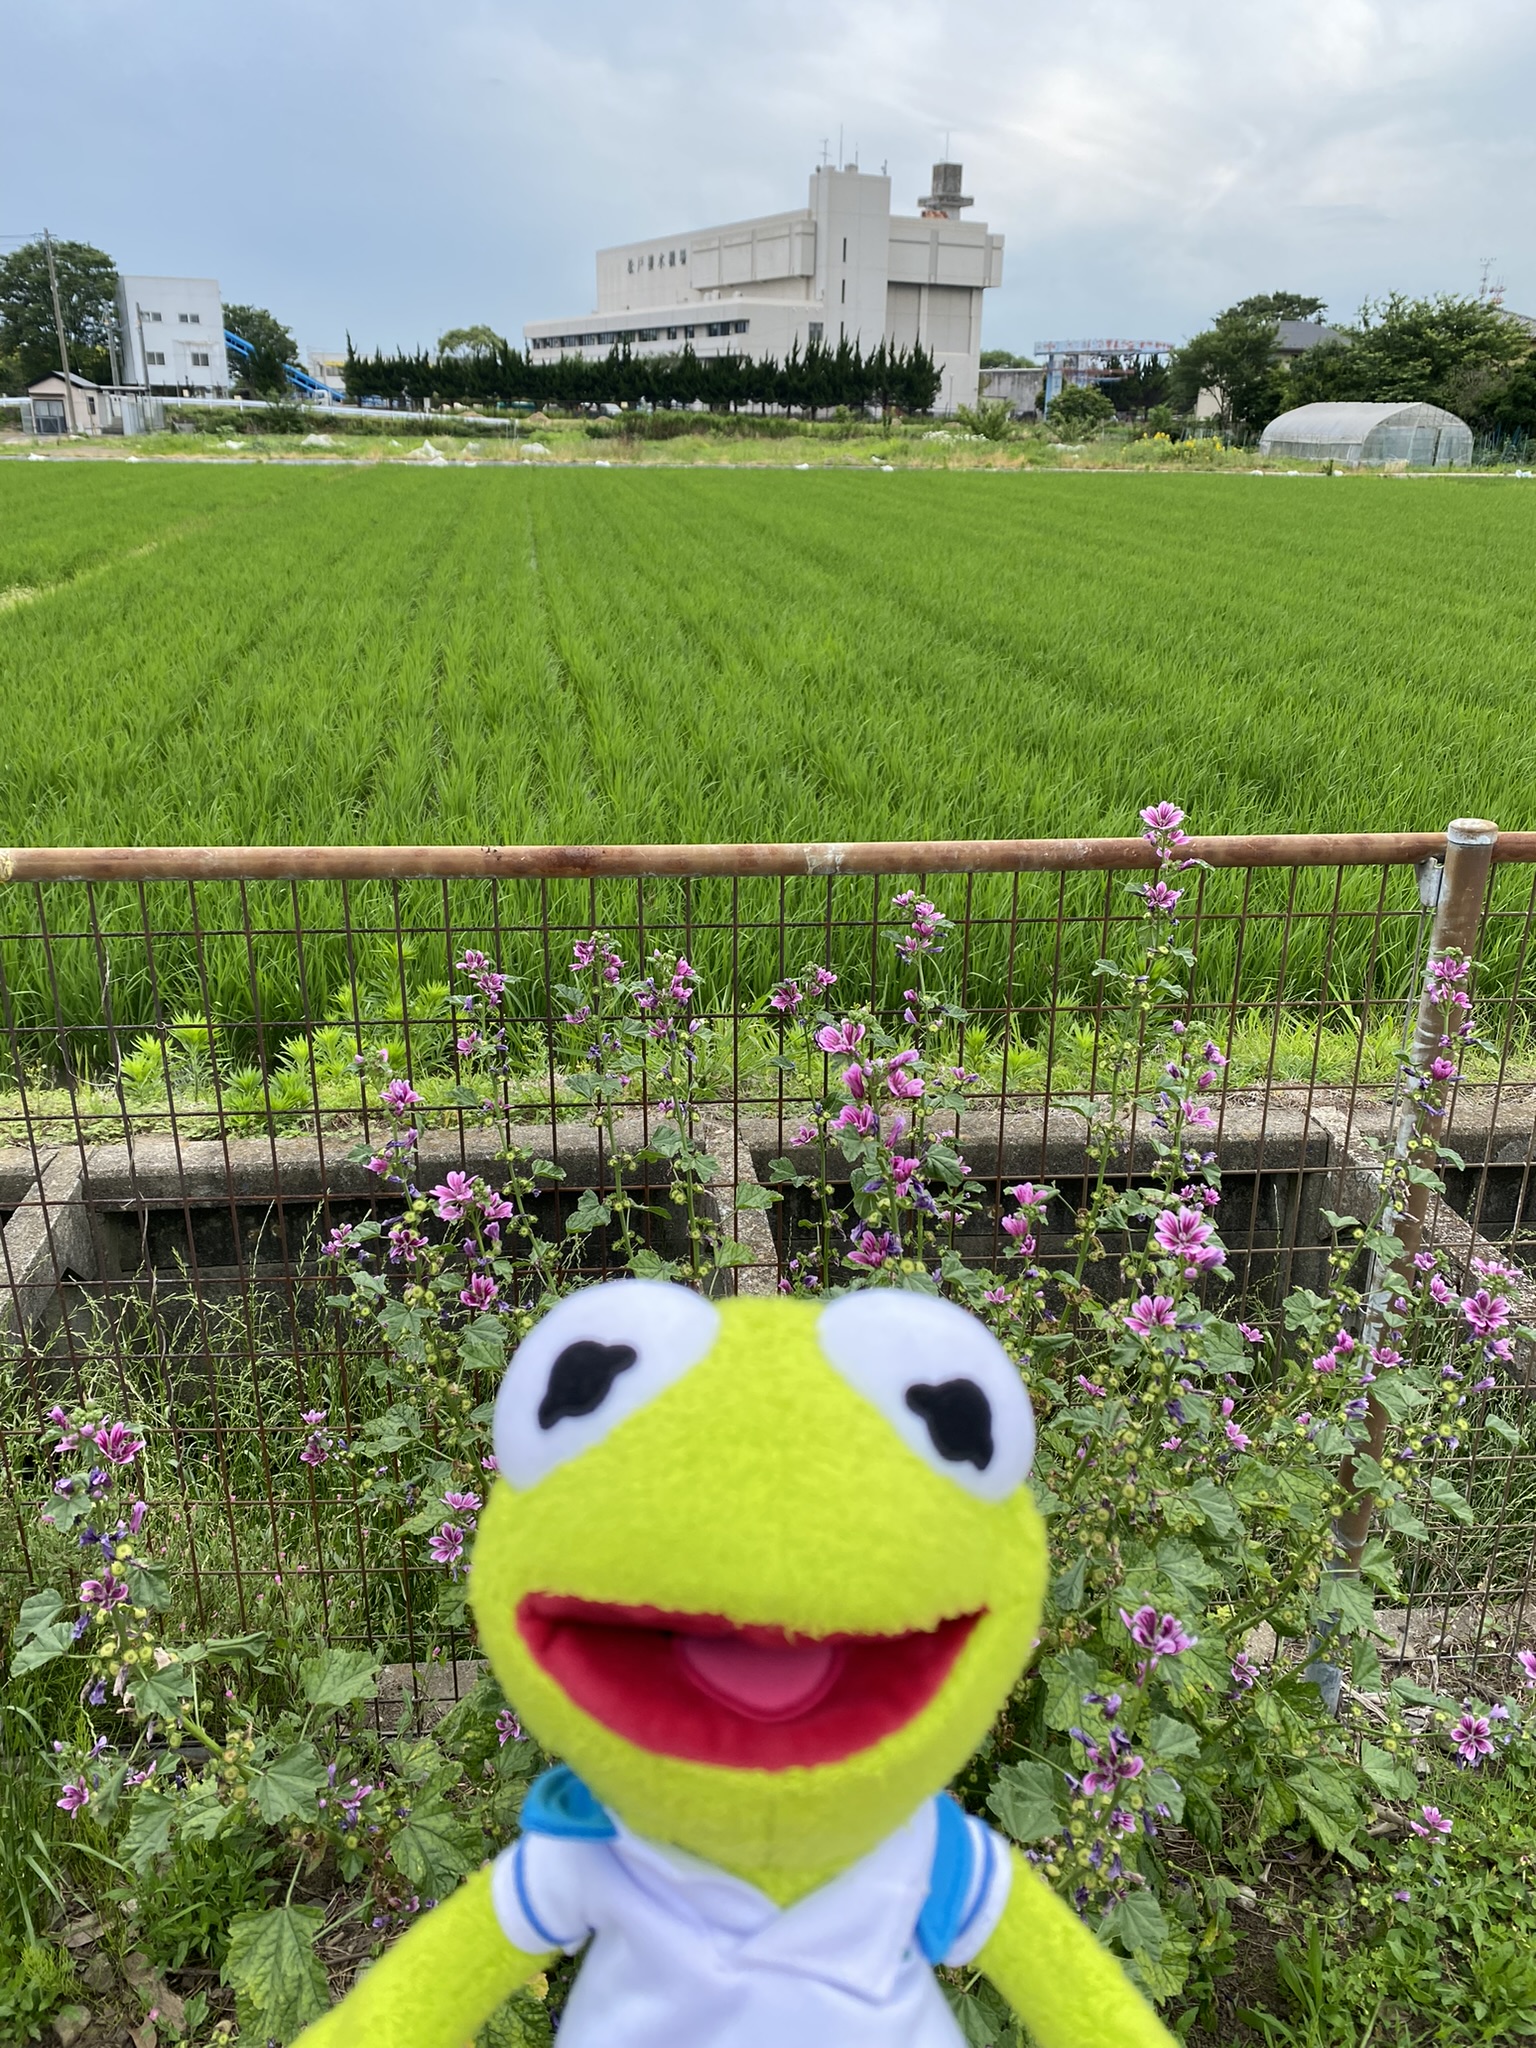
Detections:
[1308, 817, 1498, 1710]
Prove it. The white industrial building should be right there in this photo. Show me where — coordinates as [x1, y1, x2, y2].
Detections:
[116, 275, 230, 396]
[524, 161, 1004, 412]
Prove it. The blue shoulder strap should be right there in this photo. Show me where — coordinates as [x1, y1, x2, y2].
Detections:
[916, 1792, 978, 1964]
[519, 1765, 618, 1840]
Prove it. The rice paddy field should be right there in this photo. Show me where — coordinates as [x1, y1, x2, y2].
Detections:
[2, 460, 1535, 1060]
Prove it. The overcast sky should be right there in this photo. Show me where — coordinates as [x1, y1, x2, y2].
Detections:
[4, 0, 1531, 359]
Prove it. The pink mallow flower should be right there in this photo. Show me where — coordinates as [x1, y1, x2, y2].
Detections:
[1517, 1649, 1536, 1686]
[1125, 1294, 1178, 1336]
[815, 1019, 865, 1054]
[459, 1273, 500, 1312]
[430, 1171, 477, 1222]
[1120, 1605, 1197, 1661]
[1152, 1206, 1222, 1275]
[1411, 1806, 1453, 1837]
[1461, 1289, 1510, 1337]
[93, 1422, 144, 1465]
[429, 1524, 466, 1570]
[1449, 1711, 1493, 1766]
[57, 1780, 90, 1816]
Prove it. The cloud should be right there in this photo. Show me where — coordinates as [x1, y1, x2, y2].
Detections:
[1, 0, 1531, 354]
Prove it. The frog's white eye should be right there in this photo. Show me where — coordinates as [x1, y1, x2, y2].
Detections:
[816, 1292, 1035, 1502]
[493, 1280, 720, 1488]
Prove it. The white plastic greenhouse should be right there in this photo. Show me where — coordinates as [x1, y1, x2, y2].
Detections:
[1259, 401, 1473, 467]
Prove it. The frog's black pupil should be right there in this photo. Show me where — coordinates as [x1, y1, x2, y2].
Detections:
[905, 1379, 994, 1470]
[539, 1340, 639, 1429]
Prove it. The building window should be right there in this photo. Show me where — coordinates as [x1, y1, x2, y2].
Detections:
[147, 311, 162, 322]
[668, 250, 676, 266]
[683, 325, 696, 339]
[179, 311, 190, 322]
[189, 312, 200, 323]
[147, 351, 165, 365]
[627, 259, 634, 273]
[665, 327, 678, 340]
[637, 328, 659, 342]
[191, 351, 210, 366]
[680, 249, 687, 263]
[704, 320, 751, 338]
[647, 254, 654, 270]
[840, 280, 846, 303]
[842, 237, 847, 260]
[808, 321, 824, 344]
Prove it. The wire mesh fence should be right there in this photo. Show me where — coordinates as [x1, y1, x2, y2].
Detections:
[3, 828, 1535, 1692]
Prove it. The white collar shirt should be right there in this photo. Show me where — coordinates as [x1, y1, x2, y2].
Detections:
[490, 1785, 1012, 2048]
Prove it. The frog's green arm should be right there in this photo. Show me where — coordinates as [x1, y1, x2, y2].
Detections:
[294, 1863, 554, 2048]
[977, 1850, 1177, 2048]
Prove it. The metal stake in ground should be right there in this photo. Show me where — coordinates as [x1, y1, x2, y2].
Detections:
[1307, 816, 1498, 1713]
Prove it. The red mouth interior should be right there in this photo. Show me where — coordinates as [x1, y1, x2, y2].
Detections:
[517, 1593, 979, 1769]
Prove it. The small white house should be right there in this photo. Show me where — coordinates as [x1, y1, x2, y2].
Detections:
[23, 371, 109, 435]
[1259, 401, 1473, 467]
[117, 275, 230, 395]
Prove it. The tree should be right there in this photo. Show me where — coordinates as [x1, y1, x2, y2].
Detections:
[0, 238, 118, 387]
[1227, 292, 1327, 323]
[1287, 294, 1528, 415]
[1100, 354, 1171, 419]
[980, 348, 1037, 368]
[224, 302, 299, 396]
[1168, 309, 1286, 434]
[1047, 384, 1115, 439]
[437, 324, 506, 358]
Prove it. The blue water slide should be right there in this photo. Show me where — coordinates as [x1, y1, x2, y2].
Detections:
[224, 329, 342, 401]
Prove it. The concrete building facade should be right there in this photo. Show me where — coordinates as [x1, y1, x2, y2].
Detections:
[524, 163, 1004, 412]
[116, 275, 230, 396]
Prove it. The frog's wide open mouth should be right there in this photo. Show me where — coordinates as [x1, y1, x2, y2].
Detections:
[516, 1593, 980, 1768]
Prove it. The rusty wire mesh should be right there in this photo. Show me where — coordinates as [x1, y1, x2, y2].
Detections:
[2, 833, 1534, 1691]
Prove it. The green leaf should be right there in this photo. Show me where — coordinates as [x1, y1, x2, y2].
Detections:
[1049, 1554, 1087, 1613]
[732, 1182, 780, 1211]
[1319, 1209, 1361, 1232]
[1104, 1888, 1169, 1960]
[1361, 1741, 1417, 1801]
[1428, 1476, 1475, 1525]
[1186, 1477, 1241, 1540]
[1152, 1537, 1221, 1604]
[1485, 1414, 1521, 1447]
[1382, 1496, 1429, 1541]
[459, 1311, 509, 1376]
[1145, 1713, 1201, 1760]
[446, 1083, 485, 1107]
[987, 1760, 1063, 1844]
[223, 1904, 329, 2044]
[1145, 1765, 1186, 1825]
[122, 1789, 177, 1870]
[628, 1247, 678, 1279]
[711, 1240, 757, 1269]
[565, 1190, 611, 1236]
[1350, 1637, 1384, 1692]
[250, 1741, 328, 1824]
[300, 1647, 380, 1709]
[126, 1656, 201, 1716]
[390, 1788, 476, 1895]
[1041, 1648, 1102, 1732]
[1314, 1572, 1375, 1634]
[9, 1589, 74, 1676]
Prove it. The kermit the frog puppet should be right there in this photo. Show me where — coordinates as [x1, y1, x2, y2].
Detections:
[298, 1279, 1175, 2048]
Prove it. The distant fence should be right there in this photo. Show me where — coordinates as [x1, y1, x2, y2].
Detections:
[3, 825, 1535, 1680]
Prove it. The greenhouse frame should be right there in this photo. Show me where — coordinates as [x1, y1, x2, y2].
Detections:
[1259, 401, 1473, 467]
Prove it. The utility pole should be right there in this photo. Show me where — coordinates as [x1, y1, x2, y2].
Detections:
[42, 230, 78, 433]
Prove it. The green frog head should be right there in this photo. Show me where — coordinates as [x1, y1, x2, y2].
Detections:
[470, 1282, 1046, 1891]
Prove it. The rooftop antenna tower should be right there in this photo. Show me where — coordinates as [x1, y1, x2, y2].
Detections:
[1478, 255, 1506, 306]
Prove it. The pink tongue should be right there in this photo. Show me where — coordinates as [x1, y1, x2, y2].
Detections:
[674, 1635, 841, 1722]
